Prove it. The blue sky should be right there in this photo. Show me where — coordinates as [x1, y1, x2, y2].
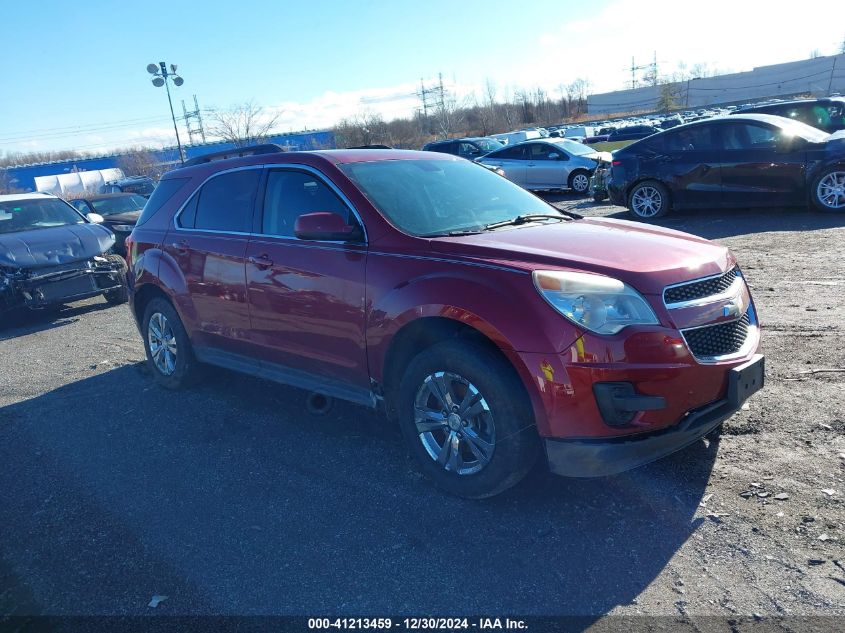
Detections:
[2, 0, 844, 154]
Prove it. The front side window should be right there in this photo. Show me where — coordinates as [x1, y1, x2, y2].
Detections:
[341, 158, 555, 237]
[262, 170, 354, 238]
[720, 123, 779, 150]
[192, 169, 260, 232]
[525, 143, 554, 160]
[0, 198, 86, 234]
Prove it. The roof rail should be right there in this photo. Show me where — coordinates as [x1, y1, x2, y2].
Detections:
[182, 144, 285, 168]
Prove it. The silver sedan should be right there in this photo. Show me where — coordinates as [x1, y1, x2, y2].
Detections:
[478, 139, 608, 194]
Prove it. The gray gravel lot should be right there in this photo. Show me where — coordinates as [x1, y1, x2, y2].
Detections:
[1, 198, 843, 624]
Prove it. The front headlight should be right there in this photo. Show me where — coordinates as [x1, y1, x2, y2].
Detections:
[111, 224, 134, 232]
[533, 270, 659, 335]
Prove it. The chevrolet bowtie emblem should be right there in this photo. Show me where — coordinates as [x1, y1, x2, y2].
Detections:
[723, 302, 741, 318]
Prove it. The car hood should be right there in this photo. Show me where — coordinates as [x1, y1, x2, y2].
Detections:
[0, 223, 115, 269]
[429, 217, 734, 295]
[101, 210, 141, 225]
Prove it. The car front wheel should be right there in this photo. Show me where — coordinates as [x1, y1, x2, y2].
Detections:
[628, 180, 670, 219]
[811, 168, 845, 212]
[568, 170, 591, 195]
[397, 340, 539, 498]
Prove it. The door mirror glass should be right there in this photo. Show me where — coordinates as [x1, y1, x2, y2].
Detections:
[294, 211, 362, 242]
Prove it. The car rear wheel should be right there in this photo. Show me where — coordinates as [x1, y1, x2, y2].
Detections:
[397, 340, 539, 498]
[811, 169, 845, 212]
[568, 170, 590, 195]
[102, 254, 129, 305]
[142, 297, 203, 389]
[628, 180, 670, 219]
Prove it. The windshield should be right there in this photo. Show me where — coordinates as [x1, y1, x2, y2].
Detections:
[340, 158, 558, 236]
[555, 139, 597, 156]
[474, 139, 504, 152]
[0, 198, 86, 234]
[89, 195, 147, 216]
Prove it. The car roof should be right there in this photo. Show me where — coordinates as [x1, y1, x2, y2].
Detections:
[160, 149, 458, 180]
[0, 192, 57, 202]
[75, 192, 139, 201]
[738, 97, 845, 111]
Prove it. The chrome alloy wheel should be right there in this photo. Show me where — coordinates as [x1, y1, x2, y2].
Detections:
[816, 171, 845, 210]
[571, 172, 590, 193]
[631, 185, 663, 217]
[414, 371, 495, 476]
[148, 312, 178, 376]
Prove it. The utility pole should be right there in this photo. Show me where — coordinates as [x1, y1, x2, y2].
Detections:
[627, 53, 659, 89]
[182, 95, 206, 145]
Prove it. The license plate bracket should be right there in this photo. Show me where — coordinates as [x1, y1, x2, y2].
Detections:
[728, 354, 765, 407]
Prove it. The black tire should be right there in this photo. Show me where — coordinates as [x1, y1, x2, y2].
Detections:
[397, 340, 540, 499]
[141, 297, 203, 389]
[102, 254, 129, 305]
[568, 170, 591, 195]
[810, 167, 845, 212]
[627, 180, 670, 220]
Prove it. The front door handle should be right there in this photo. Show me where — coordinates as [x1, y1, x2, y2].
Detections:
[248, 254, 274, 269]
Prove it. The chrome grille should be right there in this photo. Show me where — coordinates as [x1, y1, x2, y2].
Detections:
[664, 267, 738, 305]
[682, 311, 751, 360]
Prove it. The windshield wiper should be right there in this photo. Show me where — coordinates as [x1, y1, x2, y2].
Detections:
[483, 213, 575, 231]
[421, 228, 487, 237]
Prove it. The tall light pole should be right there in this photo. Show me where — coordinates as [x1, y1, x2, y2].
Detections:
[147, 62, 185, 164]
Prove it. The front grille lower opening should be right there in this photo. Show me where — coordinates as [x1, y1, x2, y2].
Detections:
[682, 311, 751, 360]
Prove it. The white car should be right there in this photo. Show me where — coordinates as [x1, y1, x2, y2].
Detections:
[478, 139, 610, 194]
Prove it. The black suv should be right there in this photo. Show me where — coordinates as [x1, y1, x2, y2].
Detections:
[422, 137, 504, 159]
[733, 97, 845, 133]
[100, 176, 156, 197]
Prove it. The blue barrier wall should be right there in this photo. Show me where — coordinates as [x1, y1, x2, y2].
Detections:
[1, 130, 336, 192]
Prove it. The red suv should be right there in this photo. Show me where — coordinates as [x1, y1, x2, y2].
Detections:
[126, 146, 764, 498]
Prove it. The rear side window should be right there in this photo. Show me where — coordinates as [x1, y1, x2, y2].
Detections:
[193, 169, 260, 232]
[261, 170, 355, 238]
[136, 177, 190, 226]
[665, 126, 716, 151]
[488, 145, 525, 159]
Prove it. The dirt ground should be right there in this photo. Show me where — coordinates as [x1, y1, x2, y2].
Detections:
[0, 197, 843, 626]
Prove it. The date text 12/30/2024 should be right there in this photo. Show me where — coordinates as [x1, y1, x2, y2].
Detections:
[308, 618, 528, 630]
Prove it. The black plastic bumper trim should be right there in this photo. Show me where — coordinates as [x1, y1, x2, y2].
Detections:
[545, 354, 764, 478]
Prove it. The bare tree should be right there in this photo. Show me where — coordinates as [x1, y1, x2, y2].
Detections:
[840, 35, 845, 54]
[810, 49, 821, 59]
[116, 147, 162, 179]
[209, 100, 280, 147]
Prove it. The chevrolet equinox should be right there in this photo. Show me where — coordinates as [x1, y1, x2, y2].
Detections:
[126, 146, 764, 498]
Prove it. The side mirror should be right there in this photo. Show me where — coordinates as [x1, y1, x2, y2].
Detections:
[547, 152, 560, 160]
[294, 211, 363, 242]
[87, 213, 104, 224]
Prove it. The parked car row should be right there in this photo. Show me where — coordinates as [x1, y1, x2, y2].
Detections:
[606, 112, 845, 218]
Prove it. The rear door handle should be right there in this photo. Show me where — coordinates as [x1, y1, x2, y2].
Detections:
[170, 240, 189, 254]
[248, 254, 274, 269]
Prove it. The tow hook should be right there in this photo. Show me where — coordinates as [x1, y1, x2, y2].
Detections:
[306, 392, 334, 416]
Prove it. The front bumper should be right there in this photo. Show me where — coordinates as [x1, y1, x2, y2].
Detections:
[544, 354, 764, 477]
[0, 257, 124, 312]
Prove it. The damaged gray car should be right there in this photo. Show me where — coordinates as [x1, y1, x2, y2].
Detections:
[0, 193, 129, 325]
